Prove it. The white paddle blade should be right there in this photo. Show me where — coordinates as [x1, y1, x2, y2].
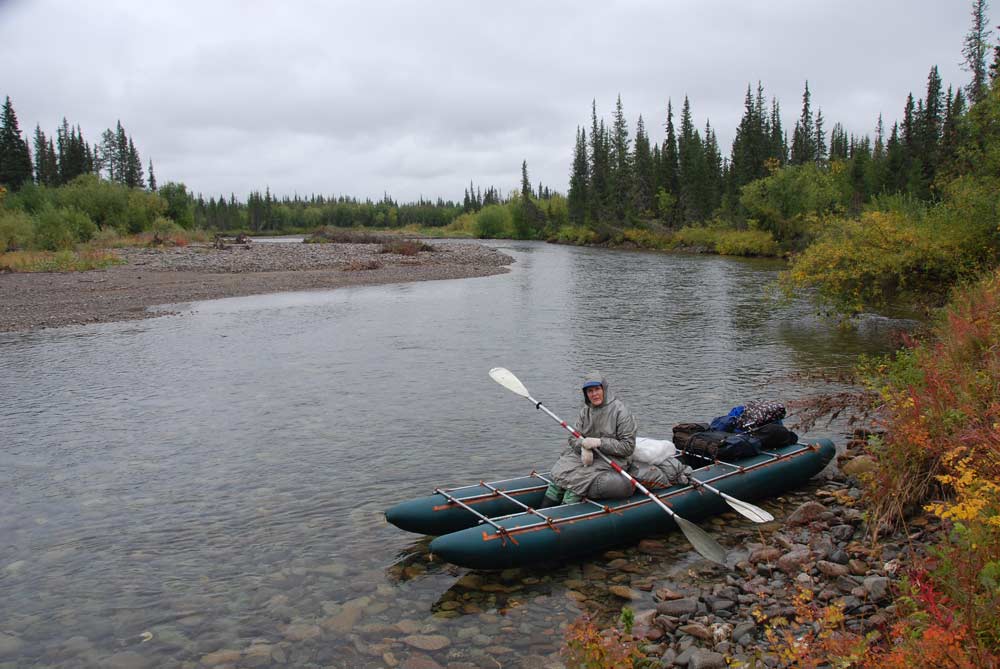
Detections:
[489, 367, 531, 398]
[674, 516, 729, 565]
[722, 493, 775, 523]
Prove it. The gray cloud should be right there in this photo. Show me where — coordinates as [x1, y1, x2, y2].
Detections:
[1, 0, 986, 201]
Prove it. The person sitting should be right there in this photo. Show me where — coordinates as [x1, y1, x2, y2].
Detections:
[540, 372, 638, 508]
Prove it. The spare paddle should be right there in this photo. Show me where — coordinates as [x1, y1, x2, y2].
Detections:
[488, 367, 728, 566]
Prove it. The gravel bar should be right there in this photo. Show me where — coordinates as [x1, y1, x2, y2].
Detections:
[0, 240, 513, 333]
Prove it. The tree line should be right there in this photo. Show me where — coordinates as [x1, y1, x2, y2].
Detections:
[565, 64, 975, 235]
[0, 98, 153, 193]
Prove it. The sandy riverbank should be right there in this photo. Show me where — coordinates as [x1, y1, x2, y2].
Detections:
[0, 240, 513, 333]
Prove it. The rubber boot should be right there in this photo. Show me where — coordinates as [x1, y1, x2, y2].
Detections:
[537, 494, 562, 509]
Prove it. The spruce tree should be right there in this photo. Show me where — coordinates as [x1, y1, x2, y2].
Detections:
[125, 137, 144, 188]
[962, 0, 991, 105]
[677, 96, 705, 224]
[814, 109, 827, 164]
[100, 129, 117, 181]
[939, 87, 966, 175]
[702, 121, 723, 215]
[632, 115, 655, 216]
[588, 102, 610, 225]
[917, 67, 943, 198]
[731, 84, 769, 190]
[659, 100, 680, 224]
[769, 98, 787, 164]
[609, 94, 632, 223]
[790, 82, 815, 164]
[868, 114, 889, 193]
[568, 126, 589, 225]
[33, 125, 59, 185]
[0, 97, 34, 190]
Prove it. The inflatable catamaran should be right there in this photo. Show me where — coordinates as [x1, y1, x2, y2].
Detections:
[386, 439, 835, 570]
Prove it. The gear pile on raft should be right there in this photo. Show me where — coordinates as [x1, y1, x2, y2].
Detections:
[385, 372, 834, 570]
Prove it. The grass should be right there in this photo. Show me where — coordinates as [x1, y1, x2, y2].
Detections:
[0, 248, 124, 272]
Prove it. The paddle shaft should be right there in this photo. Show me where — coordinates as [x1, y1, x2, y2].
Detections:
[530, 383, 772, 524]
[532, 399, 685, 522]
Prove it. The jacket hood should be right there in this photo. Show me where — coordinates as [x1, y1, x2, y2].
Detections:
[581, 372, 616, 406]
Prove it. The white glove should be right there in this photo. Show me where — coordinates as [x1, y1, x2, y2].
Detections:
[581, 437, 602, 450]
[581, 448, 594, 466]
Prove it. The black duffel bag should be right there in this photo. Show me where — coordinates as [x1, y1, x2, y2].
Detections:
[753, 423, 799, 448]
[672, 422, 710, 451]
[685, 430, 761, 460]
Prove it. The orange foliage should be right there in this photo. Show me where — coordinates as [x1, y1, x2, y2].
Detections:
[562, 614, 647, 669]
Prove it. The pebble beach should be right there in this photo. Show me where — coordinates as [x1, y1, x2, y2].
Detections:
[0, 240, 513, 332]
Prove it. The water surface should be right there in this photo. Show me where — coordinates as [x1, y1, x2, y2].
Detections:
[0, 241, 899, 667]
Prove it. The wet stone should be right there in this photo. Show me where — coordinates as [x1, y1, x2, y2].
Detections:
[777, 548, 812, 574]
[817, 560, 850, 578]
[455, 574, 483, 589]
[748, 546, 781, 564]
[400, 653, 444, 669]
[608, 585, 642, 600]
[689, 647, 728, 669]
[200, 649, 242, 666]
[105, 651, 152, 669]
[864, 576, 891, 601]
[654, 586, 686, 601]
[732, 621, 756, 640]
[402, 635, 451, 652]
[678, 623, 712, 640]
[849, 559, 869, 576]
[656, 597, 698, 616]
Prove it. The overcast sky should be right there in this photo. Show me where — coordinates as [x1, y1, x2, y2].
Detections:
[1, 1, 991, 202]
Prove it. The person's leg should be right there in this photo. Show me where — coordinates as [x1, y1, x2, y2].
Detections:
[561, 490, 583, 504]
[540, 482, 565, 508]
[587, 472, 635, 499]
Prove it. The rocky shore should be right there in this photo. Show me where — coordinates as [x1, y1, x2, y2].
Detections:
[0, 240, 513, 333]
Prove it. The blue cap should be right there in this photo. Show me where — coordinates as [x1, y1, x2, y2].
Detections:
[582, 381, 602, 389]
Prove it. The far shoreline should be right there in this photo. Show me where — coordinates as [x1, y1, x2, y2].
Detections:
[0, 240, 513, 333]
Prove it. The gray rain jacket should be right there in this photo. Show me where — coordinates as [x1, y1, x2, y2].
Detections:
[550, 373, 638, 497]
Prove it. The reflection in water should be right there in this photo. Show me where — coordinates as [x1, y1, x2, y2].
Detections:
[0, 241, 900, 667]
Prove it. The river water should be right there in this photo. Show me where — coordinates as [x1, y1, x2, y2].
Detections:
[0, 241, 898, 668]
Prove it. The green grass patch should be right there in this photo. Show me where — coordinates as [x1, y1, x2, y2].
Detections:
[0, 248, 124, 272]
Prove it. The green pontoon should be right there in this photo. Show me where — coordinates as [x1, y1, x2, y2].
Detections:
[386, 439, 835, 570]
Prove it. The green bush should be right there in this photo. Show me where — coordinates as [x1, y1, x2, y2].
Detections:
[52, 174, 167, 233]
[714, 229, 781, 256]
[621, 227, 674, 250]
[740, 163, 846, 247]
[157, 181, 195, 229]
[5, 182, 50, 214]
[474, 204, 513, 239]
[552, 225, 599, 245]
[0, 209, 34, 251]
[34, 206, 95, 250]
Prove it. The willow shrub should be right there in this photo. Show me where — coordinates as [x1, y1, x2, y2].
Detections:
[473, 204, 513, 239]
[33, 206, 97, 250]
[0, 208, 34, 251]
[673, 225, 781, 257]
[552, 225, 599, 245]
[782, 210, 976, 315]
[783, 173, 1000, 316]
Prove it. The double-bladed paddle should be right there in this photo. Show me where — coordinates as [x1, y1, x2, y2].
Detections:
[488, 367, 729, 566]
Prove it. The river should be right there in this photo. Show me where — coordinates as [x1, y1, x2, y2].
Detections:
[0, 240, 899, 668]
